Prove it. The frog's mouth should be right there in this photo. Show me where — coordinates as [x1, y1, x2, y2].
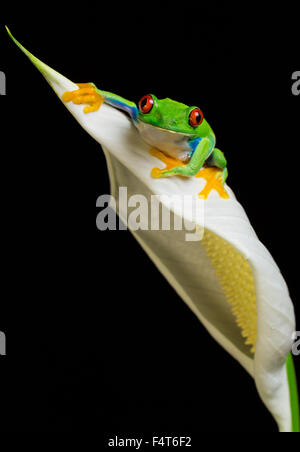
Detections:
[136, 119, 192, 137]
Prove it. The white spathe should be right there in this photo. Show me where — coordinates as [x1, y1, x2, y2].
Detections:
[13, 40, 296, 432]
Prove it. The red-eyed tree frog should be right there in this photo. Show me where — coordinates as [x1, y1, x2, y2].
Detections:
[64, 84, 228, 185]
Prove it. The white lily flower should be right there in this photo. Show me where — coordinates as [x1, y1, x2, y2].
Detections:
[6, 27, 299, 432]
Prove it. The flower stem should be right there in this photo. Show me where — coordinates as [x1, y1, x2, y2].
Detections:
[286, 353, 300, 432]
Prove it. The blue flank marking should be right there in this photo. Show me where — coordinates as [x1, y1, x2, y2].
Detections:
[189, 137, 202, 156]
[104, 98, 138, 121]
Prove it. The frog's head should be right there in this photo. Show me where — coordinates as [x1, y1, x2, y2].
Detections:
[137, 94, 212, 139]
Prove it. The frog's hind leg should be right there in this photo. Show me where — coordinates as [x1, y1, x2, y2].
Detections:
[206, 147, 228, 184]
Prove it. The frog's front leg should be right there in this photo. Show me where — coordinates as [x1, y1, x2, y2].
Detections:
[153, 138, 213, 178]
[62, 83, 139, 120]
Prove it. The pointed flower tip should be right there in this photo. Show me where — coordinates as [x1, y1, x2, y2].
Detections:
[5, 27, 72, 91]
[6, 26, 21, 49]
[5, 25, 12, 36]
[5, 26, 35, 62]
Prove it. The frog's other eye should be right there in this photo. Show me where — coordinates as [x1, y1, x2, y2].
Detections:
[139, 95, 154, 114]
[189, 108, 204, 127]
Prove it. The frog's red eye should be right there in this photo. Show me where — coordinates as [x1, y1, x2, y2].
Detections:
[189, 108, 204, 127]
[139, 95, 154, 114]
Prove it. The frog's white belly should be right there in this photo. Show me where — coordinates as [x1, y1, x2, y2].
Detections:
[135, 121, 192, 162]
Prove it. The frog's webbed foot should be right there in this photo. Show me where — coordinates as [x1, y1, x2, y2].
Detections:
[62, 83, 104, 113]
[196, 167, 229, 199]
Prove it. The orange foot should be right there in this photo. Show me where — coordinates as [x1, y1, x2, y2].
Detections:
[62, 83, 104, 114]
[196, 167, 229, 199]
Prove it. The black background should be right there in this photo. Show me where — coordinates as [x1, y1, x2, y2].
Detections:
[1, 6, 299, 437]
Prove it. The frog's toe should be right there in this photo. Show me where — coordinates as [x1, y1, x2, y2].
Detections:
[151, 167, 164, 178]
